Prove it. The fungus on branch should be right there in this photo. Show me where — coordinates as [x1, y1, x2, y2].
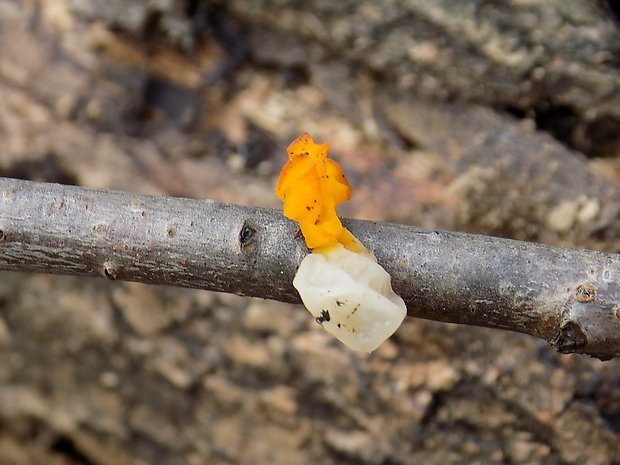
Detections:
[276, 133, 406, 352]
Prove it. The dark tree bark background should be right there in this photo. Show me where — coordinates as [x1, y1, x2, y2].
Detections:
[1, 1, 620, 464]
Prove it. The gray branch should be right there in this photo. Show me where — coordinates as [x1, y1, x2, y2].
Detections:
[1, 177, 619, 359]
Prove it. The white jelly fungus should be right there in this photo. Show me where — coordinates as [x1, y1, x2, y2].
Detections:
[293, 244, 406, 352]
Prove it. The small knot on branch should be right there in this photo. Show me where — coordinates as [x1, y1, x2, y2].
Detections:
[103, 263, 118, 280]
[575, 283, 596, 302]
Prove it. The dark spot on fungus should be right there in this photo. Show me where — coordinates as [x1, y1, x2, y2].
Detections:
[575, 283, 596, 302]
[239, 221, 257, 250]
[0, 230, 4, 242]
[306, 206, 312, 211]
[336, 300, 344, 307]
[316, 309, 331, 325]
[167, 227, 176, 238]
[337, 323, 341, 328]
[346, 305, 360, 319]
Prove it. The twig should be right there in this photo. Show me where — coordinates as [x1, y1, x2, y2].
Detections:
[1, 177, 619, 359]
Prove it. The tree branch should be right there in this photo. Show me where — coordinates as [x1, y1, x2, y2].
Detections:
[1, 177, 619, 359]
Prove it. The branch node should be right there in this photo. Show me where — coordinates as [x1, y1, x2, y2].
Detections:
[93, 223, 107, 237]
[554, 321, 588, 353]
[575, 283, 596, 302]
[103, 263, 118, 280]
[239, 221, 257, 250]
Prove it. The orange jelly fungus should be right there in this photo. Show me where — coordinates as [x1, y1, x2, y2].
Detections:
[276, 133, 358, 252]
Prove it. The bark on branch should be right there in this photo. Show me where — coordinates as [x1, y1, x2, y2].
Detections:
[1, 177, 619, 359]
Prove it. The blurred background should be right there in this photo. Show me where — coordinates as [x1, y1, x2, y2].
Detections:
[1, 1, 619, 464]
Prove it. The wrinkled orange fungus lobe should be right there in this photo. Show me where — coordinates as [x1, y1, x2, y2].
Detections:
[276, 133, 357, 251]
